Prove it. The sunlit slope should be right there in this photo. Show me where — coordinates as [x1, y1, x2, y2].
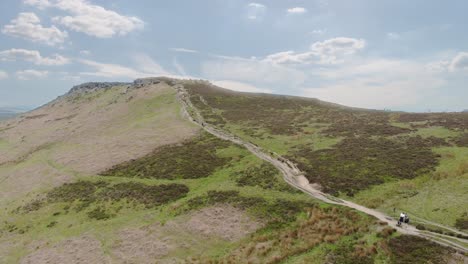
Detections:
[0, 80, 199, 206]
[183, 80, 468, 230]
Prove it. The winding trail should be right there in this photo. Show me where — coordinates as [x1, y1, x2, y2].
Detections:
[174, 83, 468, 253]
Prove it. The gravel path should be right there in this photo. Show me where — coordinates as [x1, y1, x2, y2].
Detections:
[174, 83, 468, 253]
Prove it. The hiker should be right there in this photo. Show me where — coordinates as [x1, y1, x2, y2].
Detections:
[398, 212, 405, 226]
[404, 214, 410, 224]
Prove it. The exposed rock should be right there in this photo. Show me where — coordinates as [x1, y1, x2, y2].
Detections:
[68, 82, 130, 95]
[133, 78, 162, 88]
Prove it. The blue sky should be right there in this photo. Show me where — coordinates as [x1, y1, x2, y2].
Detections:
[0, 0, 467, 111]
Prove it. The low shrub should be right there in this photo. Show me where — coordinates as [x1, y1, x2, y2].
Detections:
[87, 207, 112, 220]
[287, 136, 439, 196]
[388, 235, 453, 264]
[232, 162, 297, 193]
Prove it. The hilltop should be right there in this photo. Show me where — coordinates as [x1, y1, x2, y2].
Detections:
[0, 78, 466, 263]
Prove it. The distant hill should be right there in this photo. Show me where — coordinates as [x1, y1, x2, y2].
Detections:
[0, 107, 26, 120]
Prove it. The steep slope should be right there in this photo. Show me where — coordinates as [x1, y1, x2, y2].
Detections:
[0, 78, 465, 263]
[181, 80, 468, 233]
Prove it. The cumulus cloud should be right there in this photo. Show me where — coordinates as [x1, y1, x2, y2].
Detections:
[0, 71, 8, 80]
[449, 52, 468, 71]
[204, 43, 447, 110]
[23, 0, 51, 9]
[310, 37, 366, 64]
[16, 69, 49, 80]
[170, 48, 198, 53]
[427, 52, 468, 73]
[1, 12, 68, 46]
[247, 3, 266, 20]
[265, 37, 366, 65]
[0, 49, 70, 65]
[287, 7, 307, 14]
[24, 0, 144, 38]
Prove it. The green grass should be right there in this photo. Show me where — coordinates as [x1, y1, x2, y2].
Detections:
[351, 147, 468, 227]
[411, 126, 461, 139]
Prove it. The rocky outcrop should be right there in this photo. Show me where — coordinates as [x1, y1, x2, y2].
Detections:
[133, 78, 163, 88]
[68, 82, 130, 95]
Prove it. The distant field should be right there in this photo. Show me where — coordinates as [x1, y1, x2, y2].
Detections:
[183, 80, 468, 231]
[0, 113, 16, 121]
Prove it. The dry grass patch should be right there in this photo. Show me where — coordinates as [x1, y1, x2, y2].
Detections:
[20, 236, 110, 264]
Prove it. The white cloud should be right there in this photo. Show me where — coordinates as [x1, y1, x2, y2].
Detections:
[386, 32, 400, 40]
[426, 52, 468, 73]
[248, 3, 265, 8]
[426, 60, 450, 73]
[0, 49, 70, 65]
[170, 48, 198, 53]
[449, 52, 468, 72]
[78, 55, 169, 79]
[25, 0, 144, 38]
[133, 54, 169, 76]
[287, 7, 307, 14]
[79, 50, 91, 56]
[23, 0, 51, 8]
[16, 69, 49, 80]
[303, 59, 445, 109]
[212, 80, 272, 94]
[0, 71, 8, 80]
[1, 12, 68, 46]
[247, 2, 266, 20]
[202, 56, 305, 87]
[310, 29, 326, 35]
[310, 37, 366, 64]
[78, 59, 147, 78]
[265, 37, 366, 65]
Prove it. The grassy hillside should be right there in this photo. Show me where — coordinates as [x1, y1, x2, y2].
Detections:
[3, 130, 462, 263]
[0, 81, 199, 207]
[182, 80, 468, 231]
[0, 78, 464, 263]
